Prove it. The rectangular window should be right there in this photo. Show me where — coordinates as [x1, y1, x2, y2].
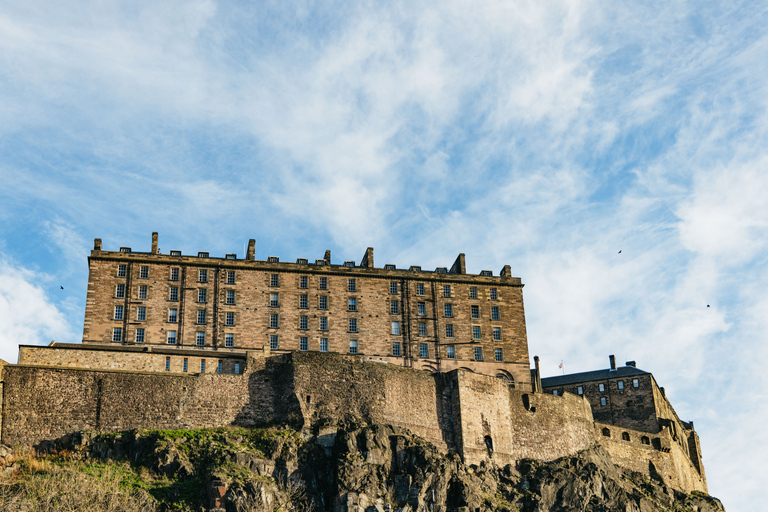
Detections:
[618, 381, 625, 390]
[416, 283, 425, 295]
[417, 302, 426, 315]
[168, 309, 178, 323]
[198, 289, 207, 303]
[299, 295, 308, 309]
[170, 268, 179, 281]
[445, 324, 454, 338]
[270, 335, 279, 350]
[319, 277, 328, 290]
[225, 312, 235, 326]
[270, 274, 279, 287]
[226, 290, 235, 305]
[114, 305, 123, 320]
[196, 332, 205, 346]
[348, 298, 357, 312]
[227, 271, 236, 284]
[234, 362, 240, 374]
[320, 338, 328, 352]
[598, 383, 605, 392]
[391, 321, 400, 335]
[390, 300, 399, 315]
[140, 266, 149, 279]
[197, 310, 206, 324]
[138, 285, 147, 300]
[135, 328, 145, 343]
[420, 343, 428, 358]
[392, 342, 401, 357]
[199, 269, 208, 282]
[390, 282, 398, 294]
[319, 296, 328, 310]
[201, 360, 206, 372]
[117, 264, 127, 277]
[112, 327, 122, 342]
[600, 397, 607, 406]
[418, 323, 427, 336]
[493, 327, 501, 340]
[472, 326, 481, 339]
[474, 347, 483, 361]
[116, 284, 125, 298]
[183, 358, 188, 372]
[443, 285, 451, 298]
[446, 345, 455, 359]
[494, 348, 503, 362]
[349, 318, 358, 333]
[169, 287, 178, 301]
[348, 279, 357, 292]
[444, 304, 453, 317]
[270, 293, 279, 307]
[165, 357, 170, 371]
[299, 276, 308, 289]
[167, 331, 177, 344]
[349, 340, 358, 354]
[633, 379, 639, 388]
[299, 316, 308, 330]
[490, 288, 498, 300]
[217, 360, 222, 373]
[137, 306, 146, 321]
[225, 333, 234, 348]
[469, 286, 478, 299]
[319, 317, 328, 331]
[577, 386, 583, 395]
[553, 390, 558, 396]
[300, 337, 308, 351]
[491, 307, 499, 320]
[270, 314, 279, 329]
[471, 305, 479, 319]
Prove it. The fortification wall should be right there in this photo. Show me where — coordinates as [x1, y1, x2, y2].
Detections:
[290, 352, 450, 452]
[595, 422, 707, 494]
[17, 345, 245, 374]
[0, 356, 300, 448]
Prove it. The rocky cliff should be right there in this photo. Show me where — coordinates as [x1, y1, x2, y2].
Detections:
[0, 423, 725, 512]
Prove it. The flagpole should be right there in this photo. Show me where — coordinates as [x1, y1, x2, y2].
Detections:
[561, 360, 564, 375]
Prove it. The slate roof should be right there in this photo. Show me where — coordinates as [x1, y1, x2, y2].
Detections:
[541, 366, 650, 388]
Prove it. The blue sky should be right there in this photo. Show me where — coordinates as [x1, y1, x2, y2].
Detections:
[1, 1, 766, 509]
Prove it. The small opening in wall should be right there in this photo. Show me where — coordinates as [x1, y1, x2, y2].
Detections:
[306, 395, 311, 404]
[641, 436, 650, 445]
[602, 427, 611, 437]
[522, 394, 531, 411]
[622, 432, 630, 441]
[484, 435, 494, 456]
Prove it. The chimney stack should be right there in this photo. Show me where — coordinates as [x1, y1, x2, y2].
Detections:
[324, 250, 331, 264]
[246, 239, 255, 261]
[533, 355, 542, 393]
[625, 361, 636, 368]
[151, 232, 159, 254]
[94, 238, 102, 251]
[609, 355, 616, 371]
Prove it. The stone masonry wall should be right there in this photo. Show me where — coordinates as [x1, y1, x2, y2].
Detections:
[595, 422, 707, 494]
[18, 345, 245, 374]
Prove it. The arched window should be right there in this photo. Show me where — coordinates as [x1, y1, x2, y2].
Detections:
[602, 427, 611, 437]
[622, 432, 630, 441]
[641, 436, 650, 445]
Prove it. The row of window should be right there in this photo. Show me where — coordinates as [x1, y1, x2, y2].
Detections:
[390, 321, 502, 340]
[163, 356, 241, 374]
[551, 379, 642, 398]
[112, 328, 237, 348]
[116, 266, 503, 301]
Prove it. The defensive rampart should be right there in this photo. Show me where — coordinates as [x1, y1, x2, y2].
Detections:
[0, 351, 704, 493]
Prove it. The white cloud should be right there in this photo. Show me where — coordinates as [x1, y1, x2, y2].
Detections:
[0, 258, 71, 363]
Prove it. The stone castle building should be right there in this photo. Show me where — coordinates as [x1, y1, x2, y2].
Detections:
[0, 234, 708, 496]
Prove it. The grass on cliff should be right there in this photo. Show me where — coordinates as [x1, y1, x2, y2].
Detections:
[0, 426, 303, 512]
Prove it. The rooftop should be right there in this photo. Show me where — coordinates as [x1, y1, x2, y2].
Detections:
[541, 365, 650, 387]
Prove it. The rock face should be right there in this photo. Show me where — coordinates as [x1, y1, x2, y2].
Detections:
[44, 424, 725, 512]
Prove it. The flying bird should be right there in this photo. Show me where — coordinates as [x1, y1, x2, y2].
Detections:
[707, 305, 710, 307]
[60, 286, 64, 289]
[618, 250, 622, 254]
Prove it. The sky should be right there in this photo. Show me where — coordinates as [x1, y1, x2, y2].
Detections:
[0, 1, 766, 509]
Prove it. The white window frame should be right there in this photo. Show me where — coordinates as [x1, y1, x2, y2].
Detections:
[618, 381, 625, 390]
[112, 327, 122, 342]
[299, 316, 308, 330]
[199, 269, 208, 283]
[392, 342, 401, 357]
[444, 304, 453, 317]
[225, 333, 234, 348]
[299, 295, 308, 309]
[348, 279, 357, 292]
[139, 266, 149, 279]
[446, 345, 455, 359]
[170, 268, 179, 281]
[349, 340, 358, 354]
[348, 298, 357, 312]
[443, 285, 451, 298]
[169, 287, 178, 301]
[116, 284, 125, 298]
[270, 274, 279, 287]
[225, 312, 235, 326]
[167, 330, 177, 344]
[390, 300, 399, 315]
[197, 310, 206, 324]
[117, 264, 127, 277]
[491, 307, 499, 320]
[137, 306, 146, 321]
[270, 293, 279, 307]
[391, 321, 400, 335]
[196, 332, 205, 346]
[418, 323, 427, 336]
[471, 305, 479, 319]
[490, 288, 498, 300]
[227, 271, 236, 284]
[420, 343, 428, 358]
[390, 282, 398, 294]
[599, 383, 605, 392]
[319, 277, 327, 290]
[299, 337, 308, 351]
[493, 327, 501, 341]
[135, 328, 145, 343]
[320, 338, 328, 352]
[469, 286, 478, 299]
[299, 276, 308, 289]
[319, 317, 328, 331]
[198, 289, 207, 303]
[114, 305, 123, 320]
[494, 348, 503, 362]
[472, 326, 481, 339]
[168, 309, 178, 323]
[417, 302, 426, 316]
[138, 285, 147, 300]
[416, 283, 425, 295]
[226, 290, 235, 305]
[270, 335, 279, 350]
[474, 347, 483, 361]
[445, 324, 454, 338]
[270, 314, 279, 329]
[319, 296, 328, 310]
[349, 318, 358, 333]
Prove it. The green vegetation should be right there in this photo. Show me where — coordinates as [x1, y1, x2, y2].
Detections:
[0, 425, 303, 512]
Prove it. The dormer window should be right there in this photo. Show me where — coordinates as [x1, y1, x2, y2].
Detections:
[268, 256, 279, 262]
[170, 250, 181, 256]
[120, 247, 131, 253]
[385, 264, 396, 270]
[297, 258, 308, 264]
[198, 252, 209, 258]
[436, 267, 447, 273]
[225, 253, 236, 260]
[480, 270, 492, 276]
[344, 261, 355, 267]
[409, 265, 421, 271]
[315, 259, 325, 266]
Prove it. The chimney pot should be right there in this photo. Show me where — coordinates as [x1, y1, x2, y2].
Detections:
[151, 232, 159, 254]
[609, 355, 616, 371]
[625, 361, 636, 368]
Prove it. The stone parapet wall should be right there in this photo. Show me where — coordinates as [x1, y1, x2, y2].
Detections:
[595, 422, 707, 494]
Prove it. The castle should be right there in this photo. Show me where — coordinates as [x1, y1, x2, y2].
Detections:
[0, 234, 708, 495]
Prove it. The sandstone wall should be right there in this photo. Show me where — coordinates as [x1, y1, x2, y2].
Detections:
[595, 422, 707, 494]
